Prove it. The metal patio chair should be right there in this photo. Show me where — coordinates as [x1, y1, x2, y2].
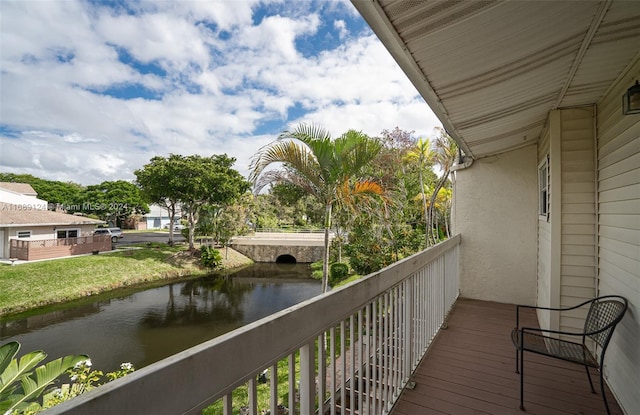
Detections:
[511, 295, 628, 414]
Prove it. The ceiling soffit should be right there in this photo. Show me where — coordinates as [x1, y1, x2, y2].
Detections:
[352, 0, 640, 159]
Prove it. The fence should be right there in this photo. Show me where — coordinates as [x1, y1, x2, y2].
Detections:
[9, 235, 112, 261]
[49, 234, 460, 415]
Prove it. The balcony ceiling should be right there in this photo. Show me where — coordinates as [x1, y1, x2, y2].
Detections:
[352, 0, 640, 159]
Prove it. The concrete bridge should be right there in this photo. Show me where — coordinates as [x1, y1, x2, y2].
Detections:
[230, 231, 329, 263]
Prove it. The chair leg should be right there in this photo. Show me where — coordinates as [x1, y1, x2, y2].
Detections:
[600, 369, 611, 415]
[519, 349, 525, 410]
[515, 345, 519, 373]
[585, 365, 596, 393]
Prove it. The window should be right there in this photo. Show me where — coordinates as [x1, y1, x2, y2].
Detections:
[538, 156, 549, 219]
[16, 230, 31, 239]
[57, 229, 79, 239]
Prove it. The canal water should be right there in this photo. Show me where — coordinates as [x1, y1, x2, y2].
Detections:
[0, 263, 321, 372]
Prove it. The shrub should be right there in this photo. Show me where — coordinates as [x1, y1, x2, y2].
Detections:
[0, 341, 134, 414]
[329, 263, 349, 287]
[200, 246, 222, 269]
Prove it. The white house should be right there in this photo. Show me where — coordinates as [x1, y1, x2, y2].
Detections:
[0, 182, 106, 260]
[143, 204, 182, 230]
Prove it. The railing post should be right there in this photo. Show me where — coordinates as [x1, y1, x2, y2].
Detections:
[403, 279, 414, 380]
[300, 341, 316, 415]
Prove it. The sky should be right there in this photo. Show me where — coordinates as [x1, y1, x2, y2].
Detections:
[0, 0, 441, 186]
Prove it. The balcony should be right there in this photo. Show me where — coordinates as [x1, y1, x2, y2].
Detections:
[47, 234, 622, 414]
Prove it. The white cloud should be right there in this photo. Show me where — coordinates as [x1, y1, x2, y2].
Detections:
[333, 20, 348, 39]
[0, 0, 440, 186]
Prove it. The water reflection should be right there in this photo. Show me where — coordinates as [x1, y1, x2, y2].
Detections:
[0, 263, 320, 371]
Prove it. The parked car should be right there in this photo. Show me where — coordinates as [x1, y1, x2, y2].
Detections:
[94, 227, 124, 243]
[164, 222, 185, 230]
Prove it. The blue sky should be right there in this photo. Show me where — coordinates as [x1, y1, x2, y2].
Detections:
[0, 0, 441, 185]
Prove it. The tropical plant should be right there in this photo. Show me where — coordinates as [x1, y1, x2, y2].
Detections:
[329, 263, 349, 287]
[44, 360, 134, 409]
[249, 124, 385, 292]
[0, 341, 87, 414]
[405, 137, 434, 247]
[200, 246, 223, 269]
[427, 128, 458, 245]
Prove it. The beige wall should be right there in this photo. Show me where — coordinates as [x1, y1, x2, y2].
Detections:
[452, 144, 538, 304]
[595, 56, 639, 414]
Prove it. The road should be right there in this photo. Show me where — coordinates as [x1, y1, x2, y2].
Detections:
[119, 231, 186, 245]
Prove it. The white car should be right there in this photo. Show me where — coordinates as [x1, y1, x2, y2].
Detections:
[94, 227, 123, 242]
[164, 223, 185, 230]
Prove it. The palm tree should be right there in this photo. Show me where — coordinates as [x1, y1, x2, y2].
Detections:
[249, 123, 384, 292]
[405, 137, 433, 247]
[428, 129, 457, 245]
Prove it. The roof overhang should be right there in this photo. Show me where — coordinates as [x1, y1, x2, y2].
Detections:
[352, 0, 640, 159]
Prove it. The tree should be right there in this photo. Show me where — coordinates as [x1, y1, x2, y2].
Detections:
[249, 123, 384, 292]
[427, 128, 457, 245]
[136, 154, 249, 249]
[80, 180, 149, 226]
[405, 137, 434, 247]
[135, 155, 183, 245]
[0, 173, 83, 210]
[171, 154, 249, 251]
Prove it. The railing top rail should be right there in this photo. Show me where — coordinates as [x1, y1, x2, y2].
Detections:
[9, 235, 109, 246]
[48, 234, 461, 415]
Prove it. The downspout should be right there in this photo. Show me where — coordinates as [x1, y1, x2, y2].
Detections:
[450, 149, 474, 172]
[449, 149, 473, 238]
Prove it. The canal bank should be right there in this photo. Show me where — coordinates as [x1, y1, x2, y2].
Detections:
[1, 263, 320, 371]
[0, 245, 254, 317]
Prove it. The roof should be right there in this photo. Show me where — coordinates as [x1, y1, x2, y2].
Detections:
[352, 0, 640, 159]
[0, 202, 104, 227]
[0, 182, 38, 196]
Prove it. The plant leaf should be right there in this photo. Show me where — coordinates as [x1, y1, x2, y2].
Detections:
[0, 342, 19, 378]
[0, 350, 46, 398]
[4, 354, 88, 413]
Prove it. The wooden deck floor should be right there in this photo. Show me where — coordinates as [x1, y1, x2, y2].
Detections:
[390, 298, 623, 415]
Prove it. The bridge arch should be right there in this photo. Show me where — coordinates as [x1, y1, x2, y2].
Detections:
[275, 254, 297, 264]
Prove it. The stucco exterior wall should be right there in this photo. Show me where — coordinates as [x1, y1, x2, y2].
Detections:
[452, 145, 538, 304]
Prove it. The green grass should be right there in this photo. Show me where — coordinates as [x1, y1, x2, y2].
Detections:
[203, 355, 298, 415]
[0, 246, 209, 316]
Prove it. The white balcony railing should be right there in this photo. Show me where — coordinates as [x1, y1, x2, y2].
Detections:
[48, 234, 460, 415]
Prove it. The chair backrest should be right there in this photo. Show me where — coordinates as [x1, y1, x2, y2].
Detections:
[584, 295, 628, 348]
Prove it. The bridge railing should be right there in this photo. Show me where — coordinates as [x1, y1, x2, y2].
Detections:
[48, 235, 460, 415]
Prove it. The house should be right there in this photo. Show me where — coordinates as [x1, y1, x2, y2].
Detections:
[351, 0, 639, 412]
[0, 182, 109, 260]
[41, 1, 640, 414]
[142, 204, 182, 230]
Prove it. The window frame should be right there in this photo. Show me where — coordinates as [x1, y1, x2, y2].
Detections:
[16, 230, 32, 239]
[56, 229, 79, 239]
[538, 155, 550, 220]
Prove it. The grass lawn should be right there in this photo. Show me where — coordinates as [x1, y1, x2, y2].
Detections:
[0, 245, 253, 317]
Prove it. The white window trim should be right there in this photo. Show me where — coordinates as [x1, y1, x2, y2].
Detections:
[16, 230, 32, 239]
[56, 228, 80, 238]
[538, 155, 550, 221]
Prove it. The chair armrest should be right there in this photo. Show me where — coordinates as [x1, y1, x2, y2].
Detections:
[515, 299, 594, 327]
[520, 327, 586, 338]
